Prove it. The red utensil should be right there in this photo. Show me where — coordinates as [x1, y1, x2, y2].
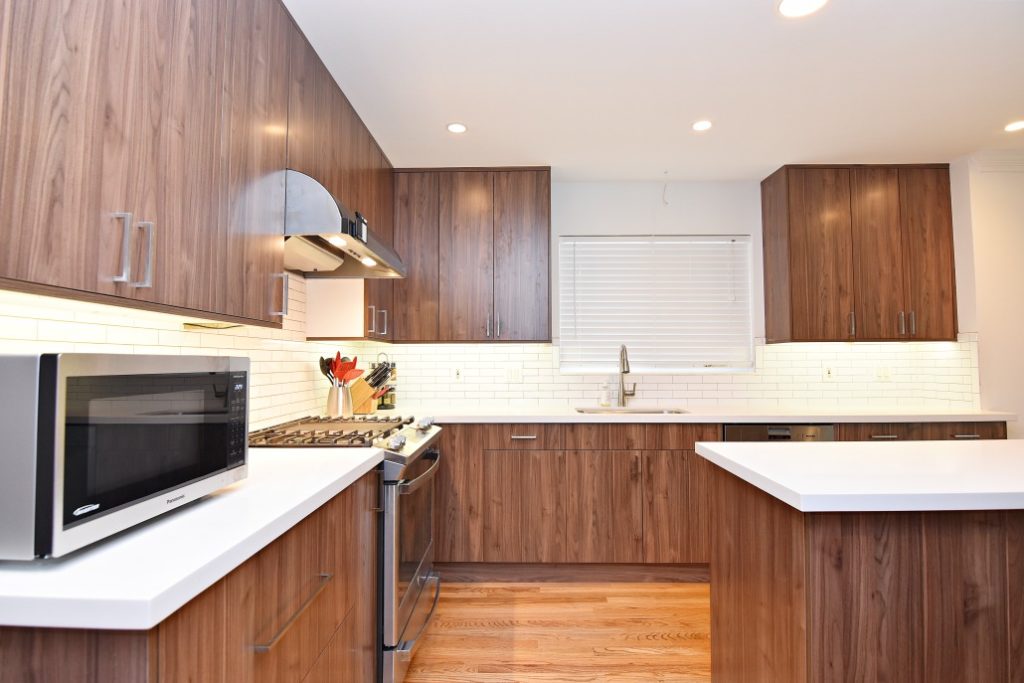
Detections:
[341, 368, 364, 384]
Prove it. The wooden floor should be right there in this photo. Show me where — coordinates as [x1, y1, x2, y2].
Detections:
[405, 582, 711, 682]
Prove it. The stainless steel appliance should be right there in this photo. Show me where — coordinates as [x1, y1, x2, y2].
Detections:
[249, 414, 443, 683]
[283, 169, 408, 279]
[0, 354, 249, 560]
[723, 424, 835, 441]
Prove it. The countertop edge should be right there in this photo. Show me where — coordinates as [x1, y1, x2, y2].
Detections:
[427, 411, 1014, 424]
[0, 449, 384, 630]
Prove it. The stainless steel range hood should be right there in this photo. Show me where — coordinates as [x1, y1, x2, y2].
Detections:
[283, 169, 407, 279]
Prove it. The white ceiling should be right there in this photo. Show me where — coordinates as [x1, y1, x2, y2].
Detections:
[282, 0, 1024, 181]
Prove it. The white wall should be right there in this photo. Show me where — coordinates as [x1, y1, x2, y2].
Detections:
[551, 181, 766, 338]
[962, 150, 1024, 436]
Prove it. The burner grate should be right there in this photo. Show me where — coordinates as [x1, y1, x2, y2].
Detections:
[248, 415, 415, 448]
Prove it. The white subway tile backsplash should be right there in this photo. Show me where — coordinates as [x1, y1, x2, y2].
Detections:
[0, 276, 982, 424]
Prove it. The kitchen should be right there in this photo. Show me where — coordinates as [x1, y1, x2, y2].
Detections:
[1, 0, 1023, 681]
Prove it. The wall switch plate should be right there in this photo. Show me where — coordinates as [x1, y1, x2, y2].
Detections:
[822, 366, 836, 382]
[504, 366, 524, 383]
[453, 368, 463, 383]
[875, 367, 892, 382]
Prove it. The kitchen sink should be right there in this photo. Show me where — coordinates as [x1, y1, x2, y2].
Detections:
[575, 407, 689, 414]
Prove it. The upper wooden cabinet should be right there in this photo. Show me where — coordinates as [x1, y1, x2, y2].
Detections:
[394, 168, 551, 342]
[762, 164, 957, 342]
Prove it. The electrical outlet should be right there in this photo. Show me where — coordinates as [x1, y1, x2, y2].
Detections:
[453, 368, 463, 383]
[875, 366, 892, 382]
[822, 366, 836, 382]
[504, 366, 524, 383]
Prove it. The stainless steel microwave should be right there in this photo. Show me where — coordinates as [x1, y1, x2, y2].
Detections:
[0, 354, 249, 560]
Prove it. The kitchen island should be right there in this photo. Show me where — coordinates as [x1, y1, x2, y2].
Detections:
[696, 439, 1024, 682]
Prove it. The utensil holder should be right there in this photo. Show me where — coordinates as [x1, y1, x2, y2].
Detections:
[326, 382, 340, 418]
[341, 383, 354, 418]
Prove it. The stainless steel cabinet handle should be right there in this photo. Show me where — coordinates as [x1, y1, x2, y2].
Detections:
[849, 311, 856, 338]
[253, 572, 333, 653]
[111, 212, 133, 283]
[380, 309, 388, 336]
[871, 434, 899, 440]
[953, 434, 982, 440]
[510, 435, 537, 440]
[368, 305, 376, 334]
[899, 311, 906, 336]
[909, 311, 917, 336]
[497, 312, 501, 338]
[130, 220, 155, 288]
[270, 273, 289, 317]
[486, 316, 491, 338]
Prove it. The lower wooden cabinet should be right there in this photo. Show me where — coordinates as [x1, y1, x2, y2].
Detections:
[565, 450, 643, 563]
[483, 450, 566, 562]
[0, 470, 380, 683]
[434, 423, 719, 565]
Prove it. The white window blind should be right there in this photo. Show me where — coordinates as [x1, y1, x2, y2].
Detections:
[559, 235, 754, 373]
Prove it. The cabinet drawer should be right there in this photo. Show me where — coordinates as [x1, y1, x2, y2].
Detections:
[563, 424, 645, 450]
[225, 508, 332, 683]
[484, 424, 563, 450]
[836, 423, 917, 441]
[644, 424, 721, 450]
[915, 422, 1007, 440]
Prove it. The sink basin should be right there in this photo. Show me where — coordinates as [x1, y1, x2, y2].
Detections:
[575, 407, 689, 415]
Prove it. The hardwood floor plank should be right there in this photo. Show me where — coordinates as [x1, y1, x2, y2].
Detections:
[405, 582, 710, 682]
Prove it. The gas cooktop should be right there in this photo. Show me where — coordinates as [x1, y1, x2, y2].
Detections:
[248, 415, 414, 447]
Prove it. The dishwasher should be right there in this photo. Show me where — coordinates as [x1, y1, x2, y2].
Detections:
[723, 424, 835, 441]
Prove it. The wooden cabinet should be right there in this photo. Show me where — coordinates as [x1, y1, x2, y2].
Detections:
[565, 450, 643, 563]
[762, 164, 957, 342]
[439, 171, 496, 341]
[483, 450, 566, 562]
[838, 421, 1007, 441]
[0, 470, 380, 682]
[393, 167, 551, 342]
[364, 144, 395, 339]
[434, 422, 719, 565]
[493, 170, 552, 341]
[394, 172, 441, 341]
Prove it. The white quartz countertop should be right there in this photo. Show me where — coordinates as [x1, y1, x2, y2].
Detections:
[696, 439, 1024, 512]
[0, 447, 384, 630]
[409, 405, 1014, 424]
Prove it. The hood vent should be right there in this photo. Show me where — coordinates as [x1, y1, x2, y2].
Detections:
[283, 169, 407, 279]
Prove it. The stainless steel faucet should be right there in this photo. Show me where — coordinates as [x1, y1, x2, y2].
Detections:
[617, 344, 636, 407]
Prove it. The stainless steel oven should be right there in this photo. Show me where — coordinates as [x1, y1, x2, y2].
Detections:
[0, 354, 249, 560]
[380, 421, 443, 683]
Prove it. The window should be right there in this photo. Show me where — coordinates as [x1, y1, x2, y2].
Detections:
[558, 235, 754, 373]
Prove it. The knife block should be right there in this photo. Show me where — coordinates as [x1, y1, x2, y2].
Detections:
[349, 378, 377, 415]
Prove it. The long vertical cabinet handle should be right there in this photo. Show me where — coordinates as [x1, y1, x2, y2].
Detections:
[486, 316, 491, 338]
[270, 273, 289, 317]
[899, 311, 906, 336]
[111, 212, 134, 283]
[496, 311, 501, 338]
[380, 309, 388, 336]
[368, 305, 376, 334]
[849, 311, 856, 338]
[909, 311, 917, 337]
[130, 221, 155, 288]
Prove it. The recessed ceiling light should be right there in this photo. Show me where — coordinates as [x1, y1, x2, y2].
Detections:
[692, 120, 713, 132]
[1006, 120, 1024, 133]
[447, 122, 467, 134]
[327, 235, 347, 248]
[778, 0, 829, 18]
[361, 256, 378, 267]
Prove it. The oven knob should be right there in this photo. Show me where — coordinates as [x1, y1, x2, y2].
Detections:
[417, 417, 435, 431]
[388, 434, 407, 451]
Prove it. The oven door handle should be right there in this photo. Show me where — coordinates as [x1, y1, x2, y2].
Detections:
[398, 450, 441, 494]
